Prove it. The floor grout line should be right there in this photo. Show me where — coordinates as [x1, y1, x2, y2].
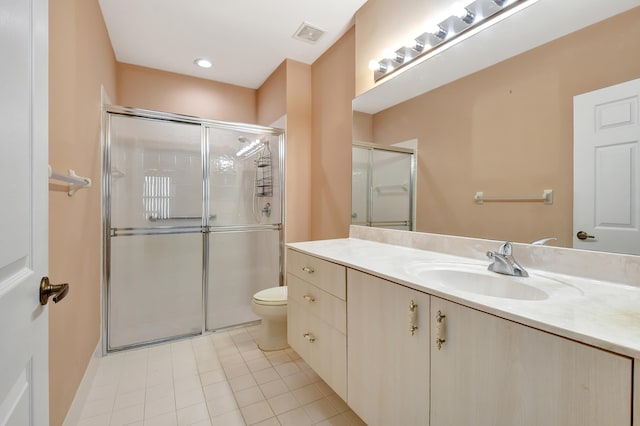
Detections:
[75, 324, 364, 426]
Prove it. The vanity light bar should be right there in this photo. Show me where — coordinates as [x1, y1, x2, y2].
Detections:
[370, 0, 538, 82]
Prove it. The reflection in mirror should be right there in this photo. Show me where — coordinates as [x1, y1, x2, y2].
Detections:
[352, 142, 416, 230]
[352, 6, 640, 255]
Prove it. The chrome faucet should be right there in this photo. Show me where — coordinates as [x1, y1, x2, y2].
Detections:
[486, 242, 529, 277]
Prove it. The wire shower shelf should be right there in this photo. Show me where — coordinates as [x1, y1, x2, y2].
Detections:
[255, 142, 273, 197]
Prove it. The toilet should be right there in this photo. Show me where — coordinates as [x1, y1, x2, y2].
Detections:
[251, 286, 288, 351]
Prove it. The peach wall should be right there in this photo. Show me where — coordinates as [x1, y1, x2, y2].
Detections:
[284, 60, 313, 243]
[256, 59, 312, 243]
[48, 0, 117, 424]
[352, 111, 373, 143]
[369, 8, 640, 248]
[257, 62, 287, 126]
[117, 63, 257, 123]
[310, 28, 356, 240]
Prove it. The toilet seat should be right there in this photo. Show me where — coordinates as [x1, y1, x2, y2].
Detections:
[253, 286, 287, 306]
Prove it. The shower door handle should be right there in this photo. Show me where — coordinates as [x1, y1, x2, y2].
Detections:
[40, 277, 70, 305]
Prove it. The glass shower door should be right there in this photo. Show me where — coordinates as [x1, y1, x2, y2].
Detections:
[109, 234, 203, 348]
[206, 128, 282, 227]
[352, 144, 414, 230]
[206, 230, 280, 330]
[370, 149, 413, 230]
[205, 127, 283, 330]
[107, 114, 204, 350]
[104, 109, 285, 351]
[352, 146, 370, 226]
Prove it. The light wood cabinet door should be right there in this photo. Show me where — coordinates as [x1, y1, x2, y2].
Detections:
[347, 269, 431, 426]
[288, 298, 347, 400]
[430, 297, 632, 426]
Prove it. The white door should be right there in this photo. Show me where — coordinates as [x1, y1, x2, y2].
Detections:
[0, 0, 49, 424]
[574, 78, 640, 255]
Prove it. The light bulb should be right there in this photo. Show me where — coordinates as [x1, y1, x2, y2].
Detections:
[451, 2, 475, 24]
[404, 37, 430, 52]
[368, 60, 381, 72]
[404, 38, 418, 49]
[451, 2, 467, 18]
[382, 48, 404, 63]
[382, 48, 396, 60]
[403, 38, 420, 51]
[425, 22, 447, 39]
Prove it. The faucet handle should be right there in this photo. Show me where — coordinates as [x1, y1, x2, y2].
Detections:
[498, 242, 512, 256]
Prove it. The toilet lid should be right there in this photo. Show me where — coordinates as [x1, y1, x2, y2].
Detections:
[253, 286, 287, 304]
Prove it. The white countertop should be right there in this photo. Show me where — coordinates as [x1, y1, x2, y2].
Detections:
[287, 238, 640, 359]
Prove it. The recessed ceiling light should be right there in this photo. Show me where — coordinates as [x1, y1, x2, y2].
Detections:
[194, 58, 212, 68]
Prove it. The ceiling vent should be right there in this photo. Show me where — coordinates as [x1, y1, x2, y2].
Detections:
[292, 22, 326, 44]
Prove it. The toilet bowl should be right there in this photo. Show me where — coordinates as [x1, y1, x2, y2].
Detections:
[251, 286, 288, 351]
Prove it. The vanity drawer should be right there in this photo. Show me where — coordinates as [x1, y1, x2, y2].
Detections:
[288, 298, 347, 400]
[287, 273, 346, 334]
[287, 249, 346, 300]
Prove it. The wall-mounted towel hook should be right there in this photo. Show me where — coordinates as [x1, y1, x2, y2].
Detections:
[48, 165, 92, 196]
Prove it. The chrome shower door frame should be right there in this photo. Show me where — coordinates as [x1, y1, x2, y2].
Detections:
[352, 141, 416, 230]
[102, 106, 285, 354]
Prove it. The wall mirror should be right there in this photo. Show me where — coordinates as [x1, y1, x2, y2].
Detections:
[352, 1, 640, 255]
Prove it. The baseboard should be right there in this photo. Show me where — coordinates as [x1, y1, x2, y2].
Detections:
[62, 339, 102, 426]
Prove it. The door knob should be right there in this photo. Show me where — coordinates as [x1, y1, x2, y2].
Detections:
[40, 277, 69, 305]
[576, 231, 595, 240]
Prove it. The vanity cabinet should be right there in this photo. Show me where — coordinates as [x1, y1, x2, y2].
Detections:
[430, 296, 632, 426]
[287, 248, 635, 426]
[286, 249, 347, 400]
[347, 269, 430, 426]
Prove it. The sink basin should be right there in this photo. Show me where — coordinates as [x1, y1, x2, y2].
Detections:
[404, 262, 581, 301]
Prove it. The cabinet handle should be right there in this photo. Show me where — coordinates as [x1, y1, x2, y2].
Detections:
[302, 266, 315, 274]
[435, 310, 446, 350]
[303, 294, 316, 303]
[303, 332, 316, 343]
[409, 300, 418, 336]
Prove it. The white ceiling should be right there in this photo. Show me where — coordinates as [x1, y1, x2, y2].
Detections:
[98, 0, 368, 89]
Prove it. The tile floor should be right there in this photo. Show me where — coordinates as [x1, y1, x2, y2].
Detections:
[75, 325, 366, 426]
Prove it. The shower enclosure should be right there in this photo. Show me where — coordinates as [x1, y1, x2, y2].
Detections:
[103, 106, 284, 352]
[352, 142, 415, 230]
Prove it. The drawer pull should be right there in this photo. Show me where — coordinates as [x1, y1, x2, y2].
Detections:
[435, 310, 446, 350]
[409, 300, 418, 336]
[303, 332, 316, 343]
[303, 294, 316, 303]
[302, 266, 315, 274]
